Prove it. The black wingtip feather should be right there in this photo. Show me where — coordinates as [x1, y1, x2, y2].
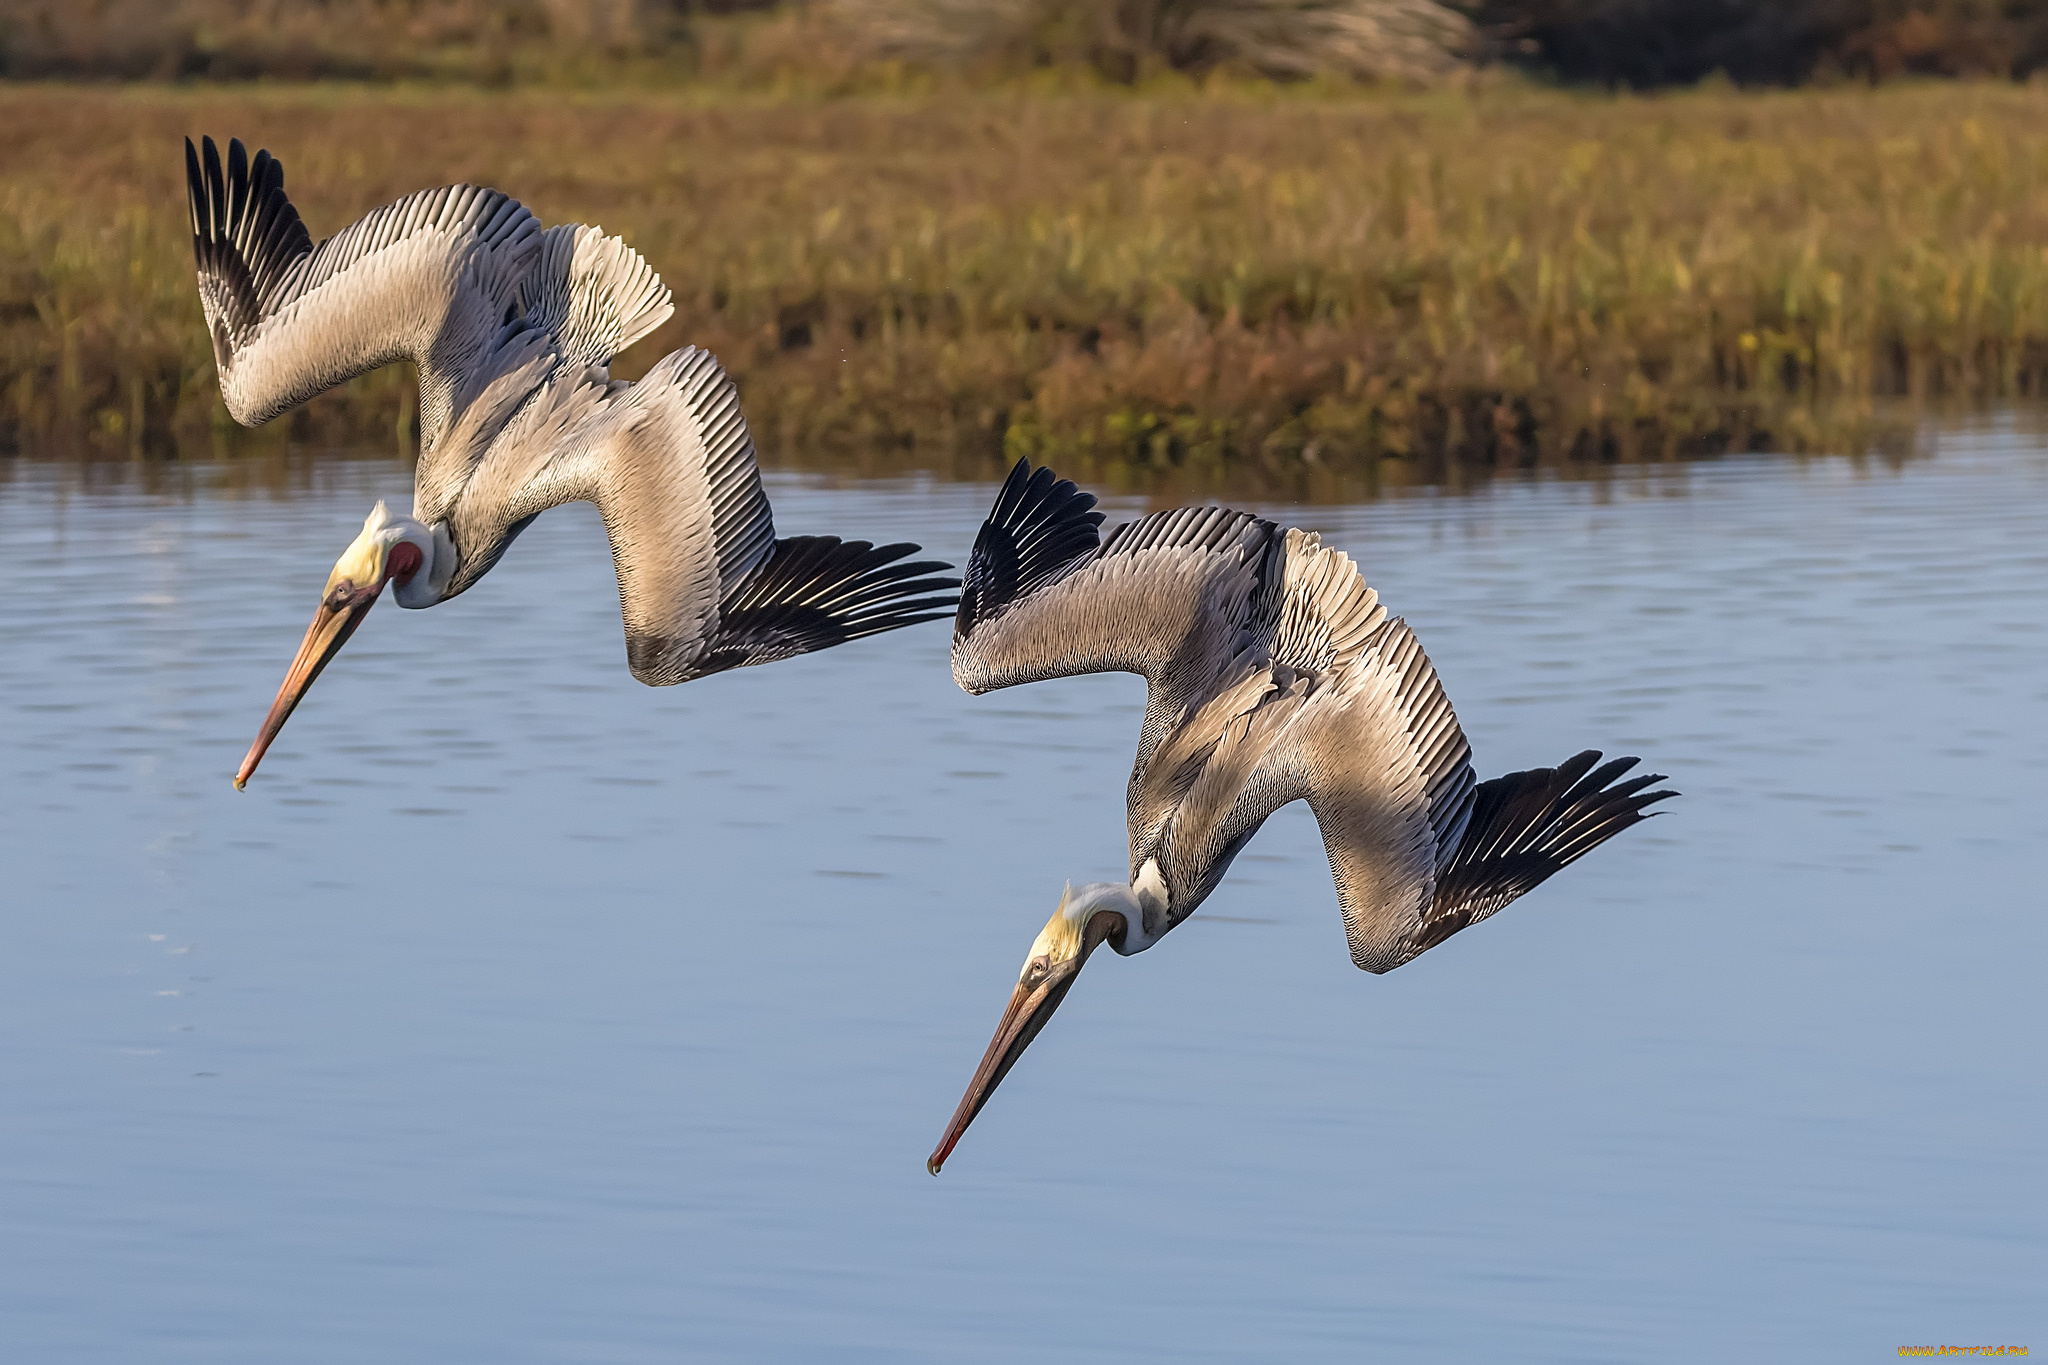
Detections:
[183, 137, 203, 239]
[203, 135, 226, 242]
[669, 536, 962, 681]
[1416, 750, 1677, 955]
[186, 133, 313, 348]
[957, 459, 1104, 637]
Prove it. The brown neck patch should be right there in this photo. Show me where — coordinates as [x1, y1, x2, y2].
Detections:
[1084, 909, 1129, 957]
[386, 540, 425, 586]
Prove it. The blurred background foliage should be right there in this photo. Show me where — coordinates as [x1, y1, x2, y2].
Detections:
[11, 80, 2047, 484]
[10, 0, 2048, 87]
[0, 0, 700, 83]
[814, 0, 1472, 84]
[9, 1, 2048, 483]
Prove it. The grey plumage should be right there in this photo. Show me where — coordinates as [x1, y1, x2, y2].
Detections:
[187, 136, 541, 451]
[928, 462, 1674, 1173]
[955, 458, 1676, 969]
[188, 136, 958, 685]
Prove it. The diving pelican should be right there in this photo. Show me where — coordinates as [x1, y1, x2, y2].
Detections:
[927, 461, 1676, 1173]
[185, 136, 958, 787]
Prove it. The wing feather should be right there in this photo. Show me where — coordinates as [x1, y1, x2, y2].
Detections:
[953, 461, 1282, 782]
[958, 460, 1313, 883]
[1284, 617, 1478, 974]
[1139, 527, 1670, 973]
[473, 345, 745, 672]
[1414, 755, 1677, 953]
[186, 135, 542, 479]
[468, 345, 952, 685]
[516, 223, 675, 373]
[954, 460, 1105, 635]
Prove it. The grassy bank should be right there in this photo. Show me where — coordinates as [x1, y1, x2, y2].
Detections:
[6, 79, 2048, 486]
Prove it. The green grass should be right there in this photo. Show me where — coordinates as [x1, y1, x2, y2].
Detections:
[6, 78, 2048, 488]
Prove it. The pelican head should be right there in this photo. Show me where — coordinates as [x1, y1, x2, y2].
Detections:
[927, 882, 1133, 1175]
[235, 501, 440, 789]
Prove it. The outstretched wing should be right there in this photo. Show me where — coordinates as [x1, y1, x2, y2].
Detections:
[1304, 661, 1675, 975]
[1284, 618, 1479, 973]
[462, 344, 954, 685]
[516, 223, 674, 374]
[1162, 522, 1672, 972]
[954, 459, 1284, 790]
[1146, 524, 1674, 970]
[186, 136, 542, 464]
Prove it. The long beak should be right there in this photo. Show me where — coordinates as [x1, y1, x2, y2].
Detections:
[234, 586, 382, 789]
[927, 961, 1083, 1175]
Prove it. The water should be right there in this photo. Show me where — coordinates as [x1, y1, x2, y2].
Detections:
[2, 434, 2043, 1362]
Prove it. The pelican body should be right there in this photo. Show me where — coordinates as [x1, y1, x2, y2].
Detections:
[185, 136, 958, 787]
[928, 461, 1676, 1172]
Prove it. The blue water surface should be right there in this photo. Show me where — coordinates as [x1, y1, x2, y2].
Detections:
[1, 430, 2042, 1362]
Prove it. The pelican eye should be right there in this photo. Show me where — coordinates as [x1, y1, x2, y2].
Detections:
[325, 581, 356, 611]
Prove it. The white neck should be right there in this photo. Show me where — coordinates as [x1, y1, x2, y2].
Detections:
[1071, 864, 1171, 958]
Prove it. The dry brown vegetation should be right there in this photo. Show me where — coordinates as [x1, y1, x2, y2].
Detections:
[0, 0, 1477, 86]
[6, 79, 2048, 489]
[0, 0, 700, 83]
[16, 2, 2048, 90]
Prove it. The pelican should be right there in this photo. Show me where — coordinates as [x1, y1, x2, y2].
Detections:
[185, 136, 958, 788]
[926, 461, 1676, 1173]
